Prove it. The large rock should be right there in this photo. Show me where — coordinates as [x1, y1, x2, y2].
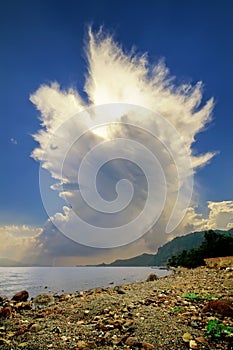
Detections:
[0, 306, 12, 319]
[33, 293, 55, 309]
[146, 273, 158, 282]
[202, 299, 233, 317]
[12, 290, 29, 302]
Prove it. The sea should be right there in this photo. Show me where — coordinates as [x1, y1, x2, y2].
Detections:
[0, 266, 170, 298]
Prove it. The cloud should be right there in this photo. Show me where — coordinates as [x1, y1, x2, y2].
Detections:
[10, 138, 17, 145]
[205, 201, 233, 230]
[0, 201, 232, 266]
[0, 225, 42, 263]
[29, 27, 223, 256]
[176, 201, 233, 233]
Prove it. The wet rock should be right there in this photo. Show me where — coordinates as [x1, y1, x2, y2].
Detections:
[202, 299, 233, 317]
[146, 273, 158, 282]
[33, 293, 55, 309]
[0, 306, 12, 319]
[12, 290, 29, 302]
[114, 286, 126, 294]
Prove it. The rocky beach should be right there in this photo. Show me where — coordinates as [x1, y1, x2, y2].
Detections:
[0, 266, 233, 350]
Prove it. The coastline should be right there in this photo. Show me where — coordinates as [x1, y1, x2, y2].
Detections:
[0, 266, 167, 298]
[0, 266, 233, 349]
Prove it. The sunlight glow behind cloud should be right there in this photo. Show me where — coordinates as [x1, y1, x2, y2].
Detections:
[26, 27, 233, 258]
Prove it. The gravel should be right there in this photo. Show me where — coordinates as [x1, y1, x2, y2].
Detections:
[0, 266, 233, 349]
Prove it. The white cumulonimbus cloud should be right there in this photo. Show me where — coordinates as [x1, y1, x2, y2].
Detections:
[29, 27, 232, 253]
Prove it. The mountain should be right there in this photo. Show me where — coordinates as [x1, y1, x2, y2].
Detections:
[104, 253, 155, 267]
[108, 228, 233, 266]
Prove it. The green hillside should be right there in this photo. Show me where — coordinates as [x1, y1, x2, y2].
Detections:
[108, 228, 233, 266]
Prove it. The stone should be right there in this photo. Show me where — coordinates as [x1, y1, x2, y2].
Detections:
[142, 341, 154, 349]
[0, 295, 8, 306]
[29, 323, 41, 332]
[76, 340, 89, 349]
[146, 273, 158, 282]
[114, 286, 126, 294]
[0, 306, 12, 319]
[18, 343, 29, 348]
[189, 339, 198, 349]
[52, 326, 61, 334]
[33, 293, 55, 309]
[0, 337, 11, 345]
[202, 299, 233, 317]
[182, 333, 192, 342]
[59, 294, 71, 301]
[15, 302, 32, 310]
[195, 336, 207, 344]
[125, 337, 139, 346]
[12, 290, 29, 302]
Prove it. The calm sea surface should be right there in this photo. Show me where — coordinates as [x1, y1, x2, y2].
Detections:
[0, 266, 170, 298]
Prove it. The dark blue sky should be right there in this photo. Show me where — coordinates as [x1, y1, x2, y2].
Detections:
[1, 0, 233, 226]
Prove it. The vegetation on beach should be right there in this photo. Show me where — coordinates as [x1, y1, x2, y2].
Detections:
[206, 319, 233, 339]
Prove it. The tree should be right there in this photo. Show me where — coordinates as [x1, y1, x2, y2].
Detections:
[168, 230, 233, 268]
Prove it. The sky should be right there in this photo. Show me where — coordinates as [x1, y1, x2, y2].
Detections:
[0, 0, 233, 265]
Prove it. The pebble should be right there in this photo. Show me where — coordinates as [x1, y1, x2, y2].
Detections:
[189, 339, 198, 349]
[76, 340, 89, 349]
[195, 336, 206, 344]
[182, 332, 192, 342]
[29, 323, 41, 332]
[114, 286, 126, 294]
[0, 295, 8, 306]
[142, 341, 155, 349]
[125, 336, 139, 346]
